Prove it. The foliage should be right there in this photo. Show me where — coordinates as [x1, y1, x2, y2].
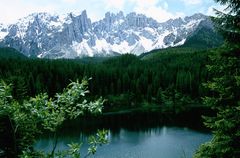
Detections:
[0, 47, 27, 59]
[87, 130, 108, 156]
[0, 48, 210, 107]
[20, 130, 108, 158]
[212, 0, 240, 45]
[194, 0, 240, 157]
[194, 45, 240, 158]
[158, 86, 194, 114]
[183, 26, 223, 48]
[0, 79, 107, 157]
[105, 92, 137, 111]
[194, 45, 240, 157]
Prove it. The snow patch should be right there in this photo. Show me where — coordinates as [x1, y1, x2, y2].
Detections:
[184, 19, 202, 30]
[93, 39, 111, 53]
[144, 27, 156, 34]
[174, 39, 186, 46]
[0, 32, 8, 40]
[111, 41, 132, 54]
[139, 36, 153, 52]
[72, 40, 94, 57]
[152, 30, 170, 49]
[49, 21, 62, 28]
[114, 19, 124, 26]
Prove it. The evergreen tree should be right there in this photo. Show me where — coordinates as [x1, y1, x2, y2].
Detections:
[212, 0, 240, 45]
[194, 0, 240, 157]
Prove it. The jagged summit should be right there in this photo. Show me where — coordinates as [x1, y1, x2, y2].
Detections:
[0, 10, 211, 58]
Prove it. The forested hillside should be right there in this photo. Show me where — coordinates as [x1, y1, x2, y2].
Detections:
[0, 46, 212, 112]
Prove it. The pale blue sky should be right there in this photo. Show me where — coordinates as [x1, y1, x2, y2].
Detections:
[0, 0, 224, 24]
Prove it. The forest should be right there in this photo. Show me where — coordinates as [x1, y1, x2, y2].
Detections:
[0, 0, 239, 157]
[0, 46, 211, 113]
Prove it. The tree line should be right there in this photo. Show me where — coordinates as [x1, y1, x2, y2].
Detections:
[0, 48, 211, 110]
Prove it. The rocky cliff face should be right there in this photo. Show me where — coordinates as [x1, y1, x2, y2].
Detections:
[0, 11, 212, 58]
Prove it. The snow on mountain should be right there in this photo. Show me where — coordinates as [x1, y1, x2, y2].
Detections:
[0, 32, 8, 41]
[0, 23, 8, 41]
[0, 11, 210, 58]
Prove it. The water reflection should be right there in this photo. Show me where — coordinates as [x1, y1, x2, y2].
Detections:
[35, 126, 211, 158]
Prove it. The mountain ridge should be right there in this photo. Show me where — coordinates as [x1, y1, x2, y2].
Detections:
[0, 11, 218, 59]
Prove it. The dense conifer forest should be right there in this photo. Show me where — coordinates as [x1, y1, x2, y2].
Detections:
[0, 46, 212, 112]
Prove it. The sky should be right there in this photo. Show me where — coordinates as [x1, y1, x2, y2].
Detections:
[0, 0, 225, 24]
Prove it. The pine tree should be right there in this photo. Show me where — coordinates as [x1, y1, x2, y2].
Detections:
[194, 0, 240, 157]
[212, 0, 240, 45]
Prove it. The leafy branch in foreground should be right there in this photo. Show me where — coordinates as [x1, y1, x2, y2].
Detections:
[0, 79, 108, 157]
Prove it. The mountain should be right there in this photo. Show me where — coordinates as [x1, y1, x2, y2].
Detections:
[0, 11, 219, 59]
[183, 20, 223, 48]
[0, 24, 8, 41]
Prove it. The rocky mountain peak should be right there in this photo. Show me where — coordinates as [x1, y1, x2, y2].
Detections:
[0, 11, 214, 58]
[184, 13, 206, 22]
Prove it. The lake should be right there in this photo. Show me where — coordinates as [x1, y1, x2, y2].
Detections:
[35, 125, 211, 158]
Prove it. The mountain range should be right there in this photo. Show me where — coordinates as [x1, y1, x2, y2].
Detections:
[0, 10, 221, 59]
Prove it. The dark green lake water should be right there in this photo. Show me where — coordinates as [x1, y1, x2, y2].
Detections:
[35, 126, 211, 158]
